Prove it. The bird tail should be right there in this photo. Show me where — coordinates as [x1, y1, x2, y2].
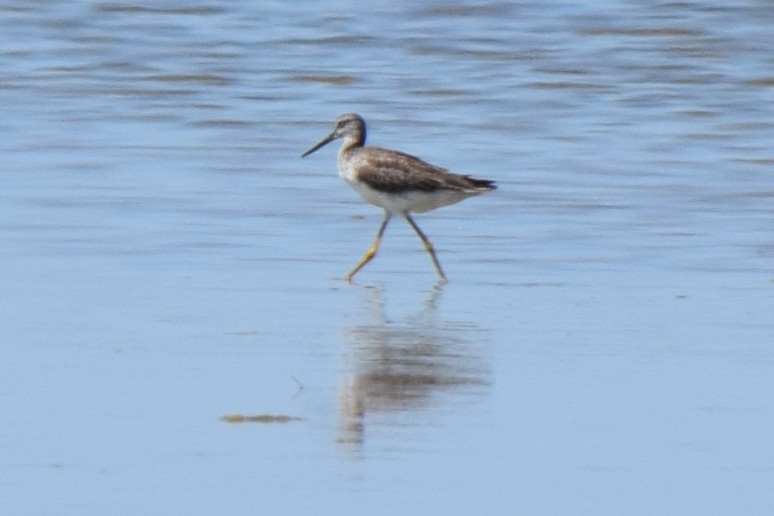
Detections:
[465, 176, 497, 191]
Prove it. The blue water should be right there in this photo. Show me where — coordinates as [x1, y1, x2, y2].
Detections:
[2, 1, 773, 515]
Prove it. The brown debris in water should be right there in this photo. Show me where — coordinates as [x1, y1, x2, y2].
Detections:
[220, 413, 304, 424]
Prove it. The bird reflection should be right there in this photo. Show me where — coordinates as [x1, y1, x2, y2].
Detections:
[337, 284, 489, 449]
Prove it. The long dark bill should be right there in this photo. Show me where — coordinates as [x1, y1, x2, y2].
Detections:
[301, 132, 336, 158]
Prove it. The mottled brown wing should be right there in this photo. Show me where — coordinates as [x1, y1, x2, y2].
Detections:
[355, 147, 494, 193]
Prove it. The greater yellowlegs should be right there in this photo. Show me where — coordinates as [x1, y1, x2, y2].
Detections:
[301, 113, 496, 282]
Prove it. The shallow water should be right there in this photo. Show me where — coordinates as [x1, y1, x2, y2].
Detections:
[2, 1, 774, 515]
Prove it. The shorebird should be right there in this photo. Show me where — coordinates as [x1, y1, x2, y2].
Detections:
[301, 113, 496, 283]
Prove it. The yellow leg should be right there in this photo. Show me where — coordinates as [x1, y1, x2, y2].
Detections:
[405, 213, 447, 283]
[344, 212, 391, 282]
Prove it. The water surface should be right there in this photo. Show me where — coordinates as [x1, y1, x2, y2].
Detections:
[2, 1, 773, 515]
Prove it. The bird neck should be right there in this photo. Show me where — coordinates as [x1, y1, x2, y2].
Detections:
[340, 132, 365, 155]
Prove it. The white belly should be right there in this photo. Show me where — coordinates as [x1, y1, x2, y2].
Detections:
[344, 178, 472, 214]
